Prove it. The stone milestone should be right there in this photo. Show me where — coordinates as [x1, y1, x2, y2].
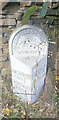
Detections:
[9, 25, 48, 104]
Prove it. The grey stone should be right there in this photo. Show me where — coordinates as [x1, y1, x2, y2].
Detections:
[6, 12, 21, 20]
[0, 15, 6, 18]
[20, 2, 31, 7]
[56, 51, 59, 73]
[0, 19, 16, 26]
[43, 68, 56, 103]
[47, 68, 55, 92]
[2, 2, 7, 9]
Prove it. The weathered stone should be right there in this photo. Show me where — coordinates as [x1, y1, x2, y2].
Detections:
[2, 44, 9, 48]
[0, 15, 6, 19]
[0, 62, 2, 68]
[47, 68, 55, 90]
[42, 68, 55, 103]
[2, 38, 8, 44]
[0, 2, 2, 10]
[2, 74, 11, 81]
[7, 26, 15, 31]
[2, 56, 6, 61]
[1, 46, 9, 55]
[2, 32, 7, 37]
[20, 2, 31, 7]
[17, 20, 21, 25]
[0, 56, 2, 62]
[31, 17, 48, 25]
[8, 26, 13, 29]
[0, 19, 16, 26]
[2, 55, 9, 61]
[2, 61, 10, 69]
[1, 68, 7, 76]
[6, 12, 21, 20]
[0, 39, 2, 47]
[1, 68, 11, 76]
[2, 44, 9, 50]
[2, 2, 8, 9]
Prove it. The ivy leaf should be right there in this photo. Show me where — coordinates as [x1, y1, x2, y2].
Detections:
[43, 2, 48, 9]
[22, 5, 38, 22]
[40, 2, 48, 17]
[40, 8, 47, 17]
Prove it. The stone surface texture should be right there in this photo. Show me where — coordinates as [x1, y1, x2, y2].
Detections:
[2, 2, 8, 9]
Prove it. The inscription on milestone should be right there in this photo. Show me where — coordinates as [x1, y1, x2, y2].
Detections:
[10, 25, 48, 103]
[12, 28, 47, 67]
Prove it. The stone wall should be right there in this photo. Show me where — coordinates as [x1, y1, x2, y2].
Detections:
[1, 2, 33, 92]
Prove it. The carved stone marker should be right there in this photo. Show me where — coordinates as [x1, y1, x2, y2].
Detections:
[9, 25, 48, 104]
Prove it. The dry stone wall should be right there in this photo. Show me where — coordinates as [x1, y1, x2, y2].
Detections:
[1, 2, 32, 92]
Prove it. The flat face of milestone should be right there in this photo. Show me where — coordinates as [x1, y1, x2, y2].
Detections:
[12, 27, 47, 68]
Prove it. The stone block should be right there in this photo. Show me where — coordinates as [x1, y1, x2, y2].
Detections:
[7, 12, 21, 20]
[2, 44, 9, 49]
[2, 55, 7, 61]
[0, 56, 2, 62]
[42, 68, 56, 103]
[2, 38, 7, 44]
[2, 61, 10, 69]
[1, 68, 11, 76]
[1, 68, 7, 76]
[1, 49, 9, 56]
[0, 15, 6, 19]
[2, 2, 8, 9]
[0, 19, 16, 27]
[1, 44, 9, 56]
[20, 2, 31, 7]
